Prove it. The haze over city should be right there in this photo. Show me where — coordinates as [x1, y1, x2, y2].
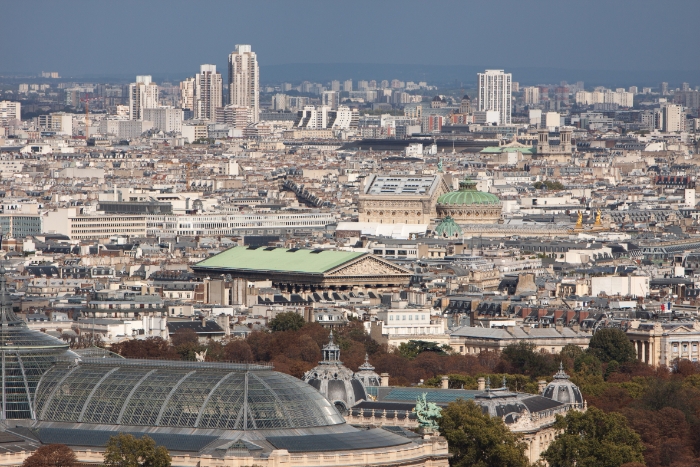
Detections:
[2, 0, 700, 85]
[0, 2, 700, 467]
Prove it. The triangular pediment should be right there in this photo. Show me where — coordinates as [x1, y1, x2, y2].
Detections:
[326, 255, 412, 277]
[667, 325, 697, 334]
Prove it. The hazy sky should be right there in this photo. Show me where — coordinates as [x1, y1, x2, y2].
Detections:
[2, 0, 699, 78]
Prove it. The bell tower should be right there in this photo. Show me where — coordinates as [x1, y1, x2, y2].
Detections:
[537, 128, 550, 155]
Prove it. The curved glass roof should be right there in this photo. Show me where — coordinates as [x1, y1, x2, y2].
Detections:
[0, 265, 72, 419]
[35, 359, 346, 430]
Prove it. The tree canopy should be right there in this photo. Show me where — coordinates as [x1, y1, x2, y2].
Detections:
[501, 342, 559, 377]
[22, 444, 77, 467]
[543, 407, 644, 467]
[103, 434, 171, 467]
[397, 340, 450, 359]
[268, 311, 306, 332]
[588, 328, 637, 363]
[533, 180, 565, 191]
[438, 399, 529, 467]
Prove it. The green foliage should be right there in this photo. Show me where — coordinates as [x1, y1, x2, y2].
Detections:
[501, 342, 558, 377]
[543, 407, 644, 467]
[397, 340, 448, 359]
[533, 180, 565, 191]
[103, 434, 171, 467]
[268, 311, 305, 332]
[588, 328, 636, 363]
[605, 360, 620, 380]
[560, 343, 585, 361]
[438, 399, 529, 467]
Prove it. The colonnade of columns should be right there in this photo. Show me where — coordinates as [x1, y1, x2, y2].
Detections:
[632, 340, 655, 366]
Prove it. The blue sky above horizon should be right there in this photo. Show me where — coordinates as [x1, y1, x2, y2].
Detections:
[3, 0, 699, 78]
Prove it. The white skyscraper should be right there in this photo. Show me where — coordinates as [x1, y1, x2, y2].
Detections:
[179, 77, 195, 112]
[228, 44, 259, 123]
[477, 69, 512, 125]
[662, 104, 684, 133]
[129, 76, 159, 121]
[195, 64, 222, 121]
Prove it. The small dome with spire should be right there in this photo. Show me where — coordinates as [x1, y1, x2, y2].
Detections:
[303, 331, 368, 414]
[353, 354, 381, 387]
[542, 363, 584, 406]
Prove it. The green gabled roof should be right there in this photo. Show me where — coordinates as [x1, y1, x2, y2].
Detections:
[194, 247, 366, 274]
[480, 146, 536, 155]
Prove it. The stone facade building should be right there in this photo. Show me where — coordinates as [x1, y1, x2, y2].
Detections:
[626, 321, 700, 367]
[358, 174, 451, 224]
[449, 324, 591, 355]
[435, 178, 502, 225]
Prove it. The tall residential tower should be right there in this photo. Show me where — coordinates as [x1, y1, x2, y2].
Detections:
[477, 69, 512, 125]
[129, 75, 159, 121]
[195, 64, 222, 121]
[228, 44, 259, 123]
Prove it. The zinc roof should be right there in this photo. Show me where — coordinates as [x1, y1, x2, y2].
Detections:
[194, 247, 365, 274]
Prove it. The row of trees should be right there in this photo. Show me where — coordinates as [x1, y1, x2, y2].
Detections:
[22, 434, 170, 467]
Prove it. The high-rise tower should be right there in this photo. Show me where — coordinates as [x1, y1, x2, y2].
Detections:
[195, 64, 222, 121]
[477, 69, 512, 125]
[228, 44, 259, 123]
[129, 75, 159, 121]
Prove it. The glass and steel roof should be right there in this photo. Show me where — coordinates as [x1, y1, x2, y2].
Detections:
[35, 359, 346, 430]
[0, 264, 72, 420]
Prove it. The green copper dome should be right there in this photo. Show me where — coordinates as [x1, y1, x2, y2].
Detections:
[435, 216, 462, 237]
[437, 178, 500, 206]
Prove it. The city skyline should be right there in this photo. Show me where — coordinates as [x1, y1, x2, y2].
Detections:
[1, 0, 699, 84]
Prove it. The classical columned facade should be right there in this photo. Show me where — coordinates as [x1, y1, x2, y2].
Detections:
[627, 321, 700, 367]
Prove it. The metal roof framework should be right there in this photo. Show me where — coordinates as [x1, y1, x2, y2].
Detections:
[35, 360, 345, 430]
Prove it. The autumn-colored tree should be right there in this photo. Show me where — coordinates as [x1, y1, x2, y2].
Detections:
[623, 406, 695, 467]
[22, 444, 77, 467]
[438, 399, 529, 467]
[170, 328, 198, 347]
[103, 434, 170, 467]
[223, 339, 254, 362]
[111, 337, 179, 360]
[587, 385, 634, 413]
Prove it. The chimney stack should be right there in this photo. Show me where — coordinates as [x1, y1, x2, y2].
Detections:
[538, 380, 547, 394]
[477, 377, 486, 391]
[380, 373, 390, 387]
[441, 376, 449, 390]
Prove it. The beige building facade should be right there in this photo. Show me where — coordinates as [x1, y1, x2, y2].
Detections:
[358, 174, 451, 224]
[450, 325, 591, 355]
[626, 321, 700, 367]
